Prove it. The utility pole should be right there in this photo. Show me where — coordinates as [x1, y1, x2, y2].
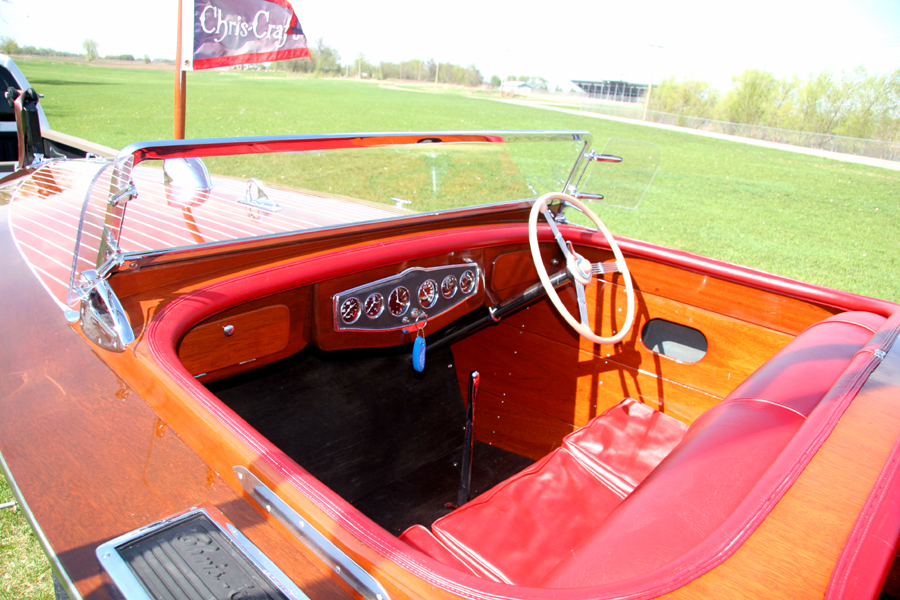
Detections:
[643, 44, 664, 121]
[174, 0, 186, 139]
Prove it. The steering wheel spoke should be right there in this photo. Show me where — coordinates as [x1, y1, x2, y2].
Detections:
[575, 281, 591, 328]
[592, 261, 620, 275]
[543, 208, 574, 259]
[528, 192, 635, 345]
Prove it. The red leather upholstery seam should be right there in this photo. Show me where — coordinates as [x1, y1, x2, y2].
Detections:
[725, 398, 808, 420]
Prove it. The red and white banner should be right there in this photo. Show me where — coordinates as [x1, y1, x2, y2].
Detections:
[182, 0, 309, 70]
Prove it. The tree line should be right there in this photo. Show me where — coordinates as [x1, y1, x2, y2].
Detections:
[270, 39, 548, 89]
[273, 39, 489, 87]
[2, 34, 546, 91]
[649, 67, 900, 143]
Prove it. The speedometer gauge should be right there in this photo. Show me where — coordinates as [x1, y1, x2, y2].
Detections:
[389, 287, 411, 316]
[441, 275, 458, 299]
[418, 279, 438, 308]
[364, 293, 384, 319]
[340, 297, 361, 324]
[459, 270, 477, 294]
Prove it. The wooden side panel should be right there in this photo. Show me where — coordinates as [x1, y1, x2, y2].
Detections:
[579, 249, 840, 336]
[178, 304, 292, 375]
[484, 244, 839, 337]
[455, 244, 823, 458]
[503, 279, 794, 400]
[453, 313, 722, 458]
[474, 387, 576, 461]
[173, 287, 313, 383]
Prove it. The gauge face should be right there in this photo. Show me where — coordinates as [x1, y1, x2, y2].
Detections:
[340, 297, 361, 324]
[364, 293, 384, 319]
[418, 279, 438, 308]
[459, 270, 477, 294]
[441, 275, 458, 299]
[389, 286, 411, 317]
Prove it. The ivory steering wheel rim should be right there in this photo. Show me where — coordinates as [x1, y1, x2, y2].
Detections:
[528, 192, 635, 345]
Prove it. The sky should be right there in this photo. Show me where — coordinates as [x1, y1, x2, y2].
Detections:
[1, 0, 899, 91]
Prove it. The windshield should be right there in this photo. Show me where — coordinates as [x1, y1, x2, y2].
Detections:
[65, 131, 658, 305]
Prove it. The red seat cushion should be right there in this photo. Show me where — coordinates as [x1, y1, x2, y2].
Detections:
[398, 525, 484, 578]
[541, 400, 805, 587]
[432, 448, 624, 586]
[423, 399, 687, 586]
[563, 397, 688, 495]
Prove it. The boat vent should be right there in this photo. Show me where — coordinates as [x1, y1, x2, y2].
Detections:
[96, 508, 308, 600]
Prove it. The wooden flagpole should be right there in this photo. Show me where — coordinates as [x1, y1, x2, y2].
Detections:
[174, 0, 187, 139]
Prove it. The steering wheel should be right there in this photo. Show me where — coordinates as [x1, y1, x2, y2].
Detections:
[528, 192, 635, 345]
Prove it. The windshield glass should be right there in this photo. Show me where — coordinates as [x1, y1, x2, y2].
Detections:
[71, 133, 588, 264]
[66, 131, 658, 305]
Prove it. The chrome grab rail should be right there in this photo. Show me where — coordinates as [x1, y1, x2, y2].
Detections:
[234, 466, 391, 600]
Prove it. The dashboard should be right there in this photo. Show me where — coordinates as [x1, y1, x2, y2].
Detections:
[332, 264, 482, 332]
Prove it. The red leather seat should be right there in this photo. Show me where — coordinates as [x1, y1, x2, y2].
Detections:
[399, 311, 890, 589]
[401, 398, 688, 585]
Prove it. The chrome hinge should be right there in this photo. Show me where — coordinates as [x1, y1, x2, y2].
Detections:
[109, 180, 138, 208]
[553, 209, 569, 223]
[584, 150, 623, 163]
[76, 269, 135, 353]
[28, 153, 51, 169]
[238, 177, 281, 213]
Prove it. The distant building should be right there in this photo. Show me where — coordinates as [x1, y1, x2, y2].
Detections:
[500, 80, 532, 96]
[572, 80, 648, 103]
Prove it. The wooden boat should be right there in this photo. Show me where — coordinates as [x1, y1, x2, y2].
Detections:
[2, 87, 900, 600]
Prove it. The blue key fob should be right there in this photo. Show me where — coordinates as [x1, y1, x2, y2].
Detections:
[412, 335, 426, 372]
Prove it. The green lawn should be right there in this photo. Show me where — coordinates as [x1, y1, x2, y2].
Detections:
[0, 473, 52, 599]
[2, 57, 899, 597]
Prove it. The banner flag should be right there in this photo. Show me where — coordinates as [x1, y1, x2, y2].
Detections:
[182, 0, 309, 70]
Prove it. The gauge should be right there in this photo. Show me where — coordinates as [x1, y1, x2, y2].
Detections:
[459, 270, 477, 294]
[364, 293, 384, 319]
[441, 275, 458, 299]
[418, 279, 438, 308]
[389, 286, 411, 317]
[340, 297, 361, 324]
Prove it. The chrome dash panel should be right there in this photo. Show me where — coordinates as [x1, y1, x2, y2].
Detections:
[332, 263, 481, 332]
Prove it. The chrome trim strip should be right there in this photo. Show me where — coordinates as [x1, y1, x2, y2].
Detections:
[234, 466, 391, 600]
[95, 507, 310, 600]
[118, 130, 590, 164]
[0, 449, 84, 600]
[118, 199, 536, 270]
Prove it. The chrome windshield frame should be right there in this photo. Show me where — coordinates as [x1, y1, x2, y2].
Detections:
[75, 130, 590, 278]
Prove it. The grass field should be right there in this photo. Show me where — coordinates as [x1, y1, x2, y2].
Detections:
[1, 57, 899, 597]
[0, 474, 52, 599]
[17, 57, 897, 301]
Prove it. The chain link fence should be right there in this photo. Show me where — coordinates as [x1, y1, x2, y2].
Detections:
[579, 99, 900, 162]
